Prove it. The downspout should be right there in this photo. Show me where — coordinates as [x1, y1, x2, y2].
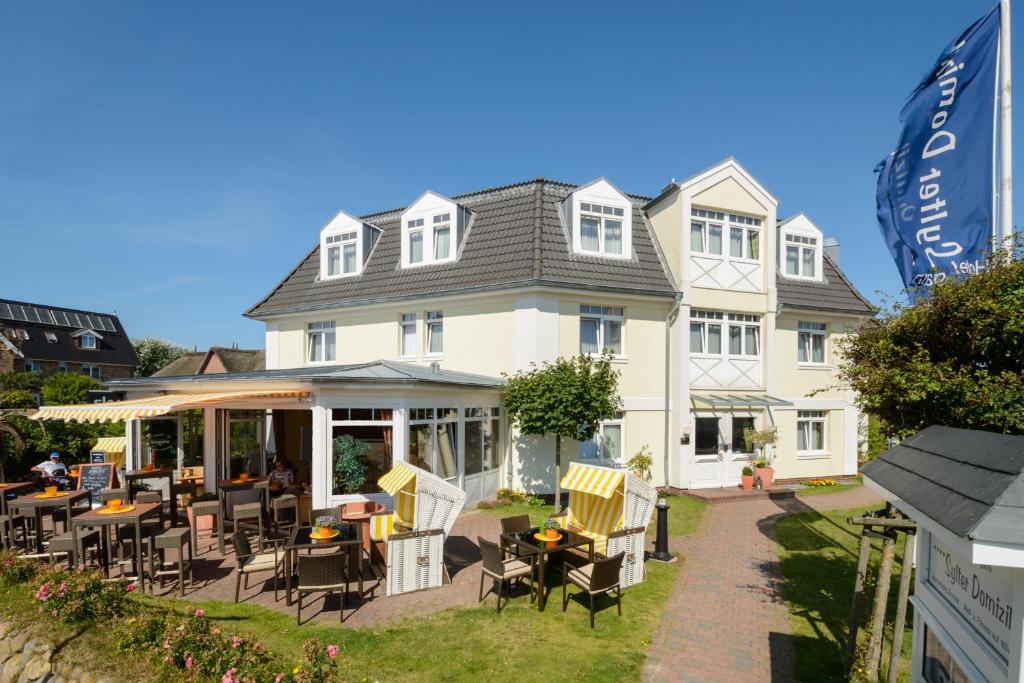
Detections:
[663, 292, 684, 488]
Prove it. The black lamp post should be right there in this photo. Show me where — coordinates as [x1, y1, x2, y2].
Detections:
[650, 498, 674, 563]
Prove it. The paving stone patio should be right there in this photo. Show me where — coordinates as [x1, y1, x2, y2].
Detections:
[643, 485, 883, 683]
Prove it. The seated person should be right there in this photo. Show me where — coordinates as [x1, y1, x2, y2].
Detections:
[31, 452, 70, 488]
[268, 458, 295, 492]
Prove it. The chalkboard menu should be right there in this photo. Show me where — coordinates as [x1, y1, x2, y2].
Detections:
[77, 463, 117, 505]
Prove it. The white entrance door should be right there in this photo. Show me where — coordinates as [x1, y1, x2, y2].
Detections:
[689, 413, 758, 488]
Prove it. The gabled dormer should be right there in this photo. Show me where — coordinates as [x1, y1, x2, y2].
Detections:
[778, 214, 824, 282]
[561, 178, 633, 260]
[400, 191, 471, 269]
[319, 210, 381, 280]
[70, 328, 103, 350]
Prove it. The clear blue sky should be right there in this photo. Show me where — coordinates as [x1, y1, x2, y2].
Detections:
[1, 1, 1018, 349]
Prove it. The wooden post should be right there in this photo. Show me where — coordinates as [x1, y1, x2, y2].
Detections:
[886, 530, 917, 683]
[846, 526, 873, 667]
[864, 532, 897, 680]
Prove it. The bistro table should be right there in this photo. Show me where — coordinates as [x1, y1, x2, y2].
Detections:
[9, 489, 93, 555]
[124, 468, 178, 526]
[72, 501, 161, 591]
[501, 526, 595, 611]
[0, 482, 35, 550]
[283, 524, 363, 606]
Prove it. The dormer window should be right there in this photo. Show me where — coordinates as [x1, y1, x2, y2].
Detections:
[784, 234, 819, 279]
[400, 191, 469, 268]
[564, 178, 633, 259]
[79, 333, 97, 349]
[319, 211, 381, 280]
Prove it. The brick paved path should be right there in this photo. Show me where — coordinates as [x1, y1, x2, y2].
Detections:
[149, 511, 500, 628]
[644, 486, 882, 683]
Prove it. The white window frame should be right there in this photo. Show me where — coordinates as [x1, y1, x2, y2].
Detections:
[463, 407, 501, 477]
[797, 322, 828, 366]
[690, 310, 760, 359]
[579, 305, 624, 358]
[797, 410, 828, 457]
[306, 321, 336, 364]
[81, 364, 101, 380]
[425, 311, 443, 356]
[406, 218, 425, 265]
[408, 407, 460, 481]
[15, 329, 29, 341]
[399, 313, 417, 358]
[580, 412, 624, 462]
[783, 233, 822, 280]
[79, 333, 97, 350]
[690, 208, 761, 262]
[577, 202, 627, 257]
[432, 213, 454, 262]
[323, 230, 359, 278]
[45, 332, 58, 343]
[401, 208, 458, 267]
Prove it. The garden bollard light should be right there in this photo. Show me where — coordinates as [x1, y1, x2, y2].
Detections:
[651, 499, 674, 563]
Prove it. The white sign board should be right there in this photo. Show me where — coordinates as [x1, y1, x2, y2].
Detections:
[927, 538, 1016, 663]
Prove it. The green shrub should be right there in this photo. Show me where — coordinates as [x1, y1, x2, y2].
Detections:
[34, 565, 134, 624]
[0, 552, 37, 586]
[331, 435, 369, 493]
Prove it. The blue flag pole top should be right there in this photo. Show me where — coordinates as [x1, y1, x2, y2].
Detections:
[876, 5, 1002, 297]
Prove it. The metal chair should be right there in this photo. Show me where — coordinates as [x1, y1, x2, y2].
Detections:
[499, 514, 532, 558]
[152, 527, 193, 597]
[229, 530, 283, 603]
[477, 536, 535, 612]
[0, 513, 28, 551]
[233, 502, 264, 541]
[296, 552, 350, 624]
[561, 552, 625, 628]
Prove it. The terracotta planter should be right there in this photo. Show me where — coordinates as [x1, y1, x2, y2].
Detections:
[741, 474, 754, 491]
[545, 528, 559, 540]
[755, 466, 775, 491]
[187, 506, 214, 532]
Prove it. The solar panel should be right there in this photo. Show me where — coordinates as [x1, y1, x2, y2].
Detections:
[52, 310, 69, 327]
[97, 317, 115, 332]
[0, 303, 11, 321]
[10, 305, 27, 322]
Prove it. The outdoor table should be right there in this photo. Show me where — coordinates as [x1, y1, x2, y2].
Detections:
[0, 482, 35, 516]
[72, 502, 161, 591]
[125, 468, 178, 526]
[283, 524, 363, 606]
[501, 526, 595, 611]
[9, 489, 93, 555]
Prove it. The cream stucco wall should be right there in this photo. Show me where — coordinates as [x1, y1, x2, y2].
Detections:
[773, 312, 859, 400]
[771, 408, 846, 480]
[646, 190, 682, 288]
[692, 177, 770, 217]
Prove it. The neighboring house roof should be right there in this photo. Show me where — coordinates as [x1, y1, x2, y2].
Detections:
[109, 359, 502, 389]
[0, 298, 139, 367]
[246, 178, 677, 318]
[775, 254, 874, 315]
[862, 426, 1024, 545]
[152, 347, 266, 377]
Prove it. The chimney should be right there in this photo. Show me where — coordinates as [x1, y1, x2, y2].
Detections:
[824, 238, 840, 265]
[430, 361, 441, 374]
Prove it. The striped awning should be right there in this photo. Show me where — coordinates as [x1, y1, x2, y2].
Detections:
[92, 436, 126, 454]
[559, 462, 625, 500]
[378, 463, 417, 496]
[30, 390, 308, 423]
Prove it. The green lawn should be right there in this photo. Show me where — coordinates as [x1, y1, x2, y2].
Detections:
[776, 507, 913, 682]
[797, 482, 861, 497]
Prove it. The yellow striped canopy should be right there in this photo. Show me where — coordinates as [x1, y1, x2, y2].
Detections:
[91, 436, 126, 469]
[30, 391, 308, 423]
[560, 462, 625, 499]
[378, 463, 416, 527]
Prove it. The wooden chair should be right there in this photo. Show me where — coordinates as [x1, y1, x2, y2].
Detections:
[296, 552, 349, 624]
[562, 552, 625, 628]
[477, 536, 535, 612]
[229, 530, 283, 603]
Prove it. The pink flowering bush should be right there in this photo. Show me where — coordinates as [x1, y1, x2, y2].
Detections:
[0, 552, 37, 586]
[33, 564, 133, 624]
[291, 638, 343, 683]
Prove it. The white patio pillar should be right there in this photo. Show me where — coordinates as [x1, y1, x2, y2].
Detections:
[392, 407, 408, 466]
[124, 418, 140, 472]
[311, 403, 330, 509]
[202, 407, 217, 493]
[176, 413, 185, 472]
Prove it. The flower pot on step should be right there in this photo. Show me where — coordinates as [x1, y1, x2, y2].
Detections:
[741, 474, 754, 491]
[755, 466, 775, 491]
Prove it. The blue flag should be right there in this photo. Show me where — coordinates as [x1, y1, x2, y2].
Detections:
[876, 5, 1001, 295]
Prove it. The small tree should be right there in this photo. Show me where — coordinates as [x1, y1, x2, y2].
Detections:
[132, 337, 190, 377]
[502, 353, 620, 512]
[332, 435, 369, 494]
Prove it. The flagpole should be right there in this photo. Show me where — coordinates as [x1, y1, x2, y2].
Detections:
[1000, 0, 1013, 248]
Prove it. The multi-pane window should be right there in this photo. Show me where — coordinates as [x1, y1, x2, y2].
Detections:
[58, 362, 68, 374]
[400, 313, 417, 357]
[797, 410, 827, 453]
[45, 332, 58, 343]
[785, 234, 819, 278]
[433, 213, 452, 260]
[407, 218, 425, 264]
[325, 231, 358, 277]
[579, 305, 623, 356]
[798, 322, 827, 364]
[464, 407, 501, 476]
[24, 361, 42, 373]
[580, 412, 624, 461]
[691, 208, 761, 260]
[79, 333, 97, 349]
[579, 202, 625, 256]
[306, 321, 336, 363]
[408, 407, 458, 479]
[731, 416, 756, 452]
[426, 311, 443, 355]
[690, 310, 759, 357]
[81, 364, 101, 380]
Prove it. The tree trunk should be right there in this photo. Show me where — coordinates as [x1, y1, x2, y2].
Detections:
[554, 434, 562, 513]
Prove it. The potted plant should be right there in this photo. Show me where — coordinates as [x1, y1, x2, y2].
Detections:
[313, 515, 338, 538]
[626, 445, 654, 482]
[542, 518, 561, 547]
[745, 428, 778, 491]
[332, 435, 369, 494]
[186, 491, 219, 531]
[741, 466, 755, 491]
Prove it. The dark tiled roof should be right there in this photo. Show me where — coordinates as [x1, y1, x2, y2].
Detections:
[0, 298, 138, 367]
[775, 254, 874, 314]
[152, 347, 265, 377]
[862, 426, 1024, 544]
[246, 179, 676, 317]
